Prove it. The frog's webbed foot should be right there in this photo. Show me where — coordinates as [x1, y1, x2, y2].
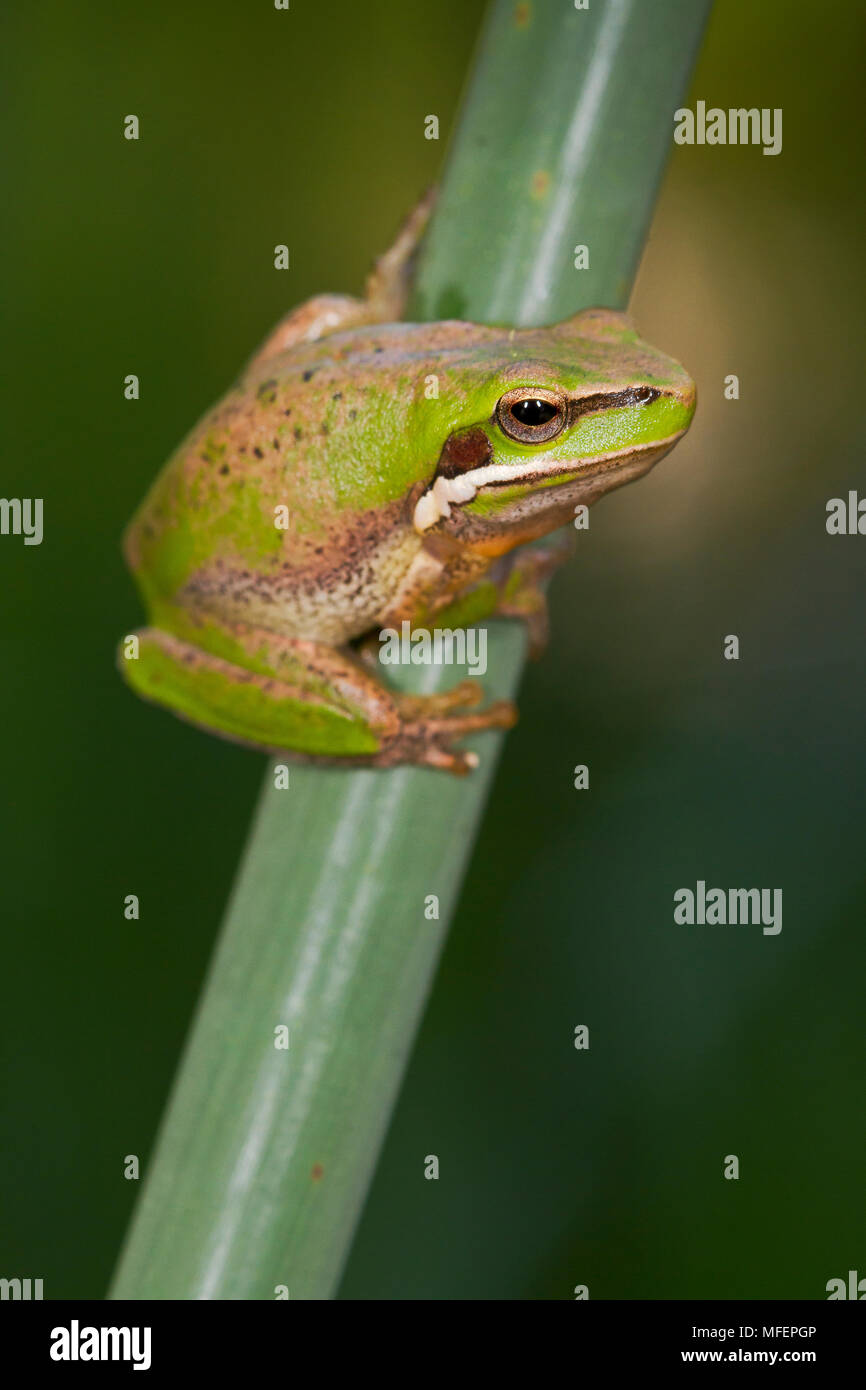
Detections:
[385, 682, 516, 775]
[349, 651, 514, 771]
[493, 532, 575, 659]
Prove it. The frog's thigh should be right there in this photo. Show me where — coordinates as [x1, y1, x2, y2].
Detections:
[122, 627, 398, 758]
[122, 626, 514, 772]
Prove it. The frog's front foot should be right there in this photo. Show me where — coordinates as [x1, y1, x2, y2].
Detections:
[496, 587, 550, 660]
[494, 533, 575, 659]
[385, 682, 517, 774]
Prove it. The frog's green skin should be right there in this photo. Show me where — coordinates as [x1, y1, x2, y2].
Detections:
[121, 199, 696, 773]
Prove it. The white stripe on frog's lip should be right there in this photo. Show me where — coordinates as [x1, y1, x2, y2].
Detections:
[413, 474, 478, 530]
[412, 434, 682, 533]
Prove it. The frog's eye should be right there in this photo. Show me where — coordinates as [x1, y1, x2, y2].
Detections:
[495, 388, 567, 445]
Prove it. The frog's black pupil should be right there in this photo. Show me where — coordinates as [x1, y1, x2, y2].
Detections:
[511, 398, 558, 427]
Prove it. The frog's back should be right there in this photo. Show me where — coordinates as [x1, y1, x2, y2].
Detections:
[125, 327, 421, 643]
[124, 319, 506, 643]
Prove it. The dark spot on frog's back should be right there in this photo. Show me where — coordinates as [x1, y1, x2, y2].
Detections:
[437, 426, 492, 479]
[302, 369, 316, 382]
[256, 379, 278, 405]
[253, 446, 264, 459]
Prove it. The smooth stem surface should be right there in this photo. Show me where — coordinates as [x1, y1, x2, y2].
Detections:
[110, 0, 711, 1302]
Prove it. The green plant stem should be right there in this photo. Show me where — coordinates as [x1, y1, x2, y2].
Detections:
[109, 0, 711, 1302]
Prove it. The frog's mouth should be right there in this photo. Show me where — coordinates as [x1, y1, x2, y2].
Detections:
[412, 433, 682, 533]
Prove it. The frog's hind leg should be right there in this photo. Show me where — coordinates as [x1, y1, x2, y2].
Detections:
[119, 624, 513, 774]
[120, 627, 392, 760]
[362, 187, 435, 320]
[247, 190, 435, 368]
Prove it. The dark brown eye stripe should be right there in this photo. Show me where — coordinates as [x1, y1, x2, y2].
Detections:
[570, 386, 660, 421]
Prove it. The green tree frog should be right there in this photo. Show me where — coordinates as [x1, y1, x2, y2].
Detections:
[120, 198, 695, 773]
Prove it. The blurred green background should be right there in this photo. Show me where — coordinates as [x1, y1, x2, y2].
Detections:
[1, 0, 864, 1299]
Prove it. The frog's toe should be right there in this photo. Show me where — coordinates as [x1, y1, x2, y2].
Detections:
[417, 743, 479, 776]
[395, 679, 485, 720]
[417, 698, 517, 738]
[383, 697, 517, 774]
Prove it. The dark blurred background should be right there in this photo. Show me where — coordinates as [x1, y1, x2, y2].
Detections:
[1, 0, 864, 1299]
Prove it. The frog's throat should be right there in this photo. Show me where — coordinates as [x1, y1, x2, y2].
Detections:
[412, 433, 684, 533]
